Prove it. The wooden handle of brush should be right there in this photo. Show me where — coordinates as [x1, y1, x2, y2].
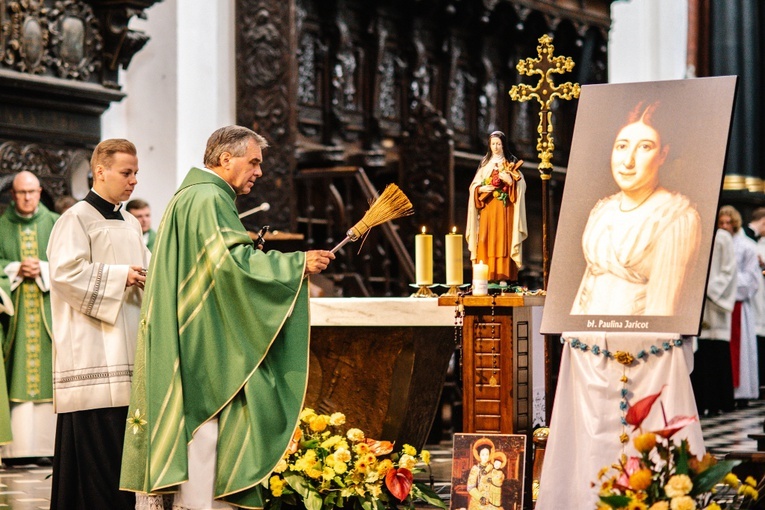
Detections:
[330, 236, 352, 254]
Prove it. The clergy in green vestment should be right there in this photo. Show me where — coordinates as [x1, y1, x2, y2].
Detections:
[121, 126, 335, 509]
[0, 171, 59, 460]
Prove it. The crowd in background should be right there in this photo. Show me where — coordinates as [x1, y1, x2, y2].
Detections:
[692, 205, 764, 416]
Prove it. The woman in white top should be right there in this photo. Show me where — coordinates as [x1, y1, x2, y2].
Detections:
[571, 101, 701, 315]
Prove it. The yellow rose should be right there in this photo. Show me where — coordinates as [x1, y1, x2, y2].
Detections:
[669, 495, 696, 510]
[629, 468, 653, 491]
[334, 447, 351, 464]
[329, 412, 346, 426]
[399, 454, 417, 470]
[273, 458, 288, 473]
[664, 474, 693, 498]
[300, 408, 317, 423]
[648, 502, 669, 510]
[309, 415, 329, 432]
[402, 444, 417, 456]
[421, 449, 431, 465]
[633, 433, 657, 453]
[347, 428, 365, 442]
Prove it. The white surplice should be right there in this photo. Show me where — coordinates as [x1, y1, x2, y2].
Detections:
[47, 201, 150, 413]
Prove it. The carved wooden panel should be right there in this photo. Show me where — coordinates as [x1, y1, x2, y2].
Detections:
[235, 0, 297, 232]
[0, 0, 159, 204]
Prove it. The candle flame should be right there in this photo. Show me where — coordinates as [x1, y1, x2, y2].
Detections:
[451, 226, 457, 234]
[421, 226, 426, 234]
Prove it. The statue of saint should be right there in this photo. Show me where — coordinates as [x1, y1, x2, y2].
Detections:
[466, 131, 528, 283]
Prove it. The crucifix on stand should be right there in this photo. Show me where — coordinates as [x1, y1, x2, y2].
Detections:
[509, 35, 579, 505]
[509, 33, 580, 289]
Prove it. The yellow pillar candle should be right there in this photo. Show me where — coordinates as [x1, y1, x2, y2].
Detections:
[473, 260, 489, 295]
[445, 227, 463, 286]
[415, 226, 433, 286]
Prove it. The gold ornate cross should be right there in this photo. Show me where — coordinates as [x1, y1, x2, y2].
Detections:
[509, 34, 580, 177]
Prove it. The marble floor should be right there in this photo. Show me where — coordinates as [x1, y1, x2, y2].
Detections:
[1, 399, 763, 509]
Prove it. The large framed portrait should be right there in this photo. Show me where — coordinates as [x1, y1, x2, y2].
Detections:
[450, 433, 527, 510]
[541, 76, 737, 335]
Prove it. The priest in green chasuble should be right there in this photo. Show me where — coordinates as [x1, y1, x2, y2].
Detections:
[0, 171, 59, 462]
[121, 125, 335, 509]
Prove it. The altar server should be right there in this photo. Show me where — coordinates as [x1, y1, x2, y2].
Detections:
[47, 139, 149, 509]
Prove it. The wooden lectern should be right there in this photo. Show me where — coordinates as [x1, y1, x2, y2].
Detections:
[438, 294, 545, 435]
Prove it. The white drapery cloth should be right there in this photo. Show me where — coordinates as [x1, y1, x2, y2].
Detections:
[535, 332, 704, 510]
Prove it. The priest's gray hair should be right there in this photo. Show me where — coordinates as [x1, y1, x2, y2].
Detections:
[204, 126, 269, 168]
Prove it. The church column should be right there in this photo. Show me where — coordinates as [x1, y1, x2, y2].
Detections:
[710, 2, 762, 193]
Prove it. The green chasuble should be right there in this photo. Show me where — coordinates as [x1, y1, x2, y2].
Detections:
[146, 228, 157, 252]
[121, 168, 309, 508]
[0, 203, 57, 403]
[0, 271, 13, 444]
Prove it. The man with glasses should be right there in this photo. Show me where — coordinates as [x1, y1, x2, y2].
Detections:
[0, 171, 59, 465]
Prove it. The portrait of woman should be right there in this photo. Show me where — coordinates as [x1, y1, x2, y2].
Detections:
[466, 131, 528, 283]
[570, 101, 701, 316]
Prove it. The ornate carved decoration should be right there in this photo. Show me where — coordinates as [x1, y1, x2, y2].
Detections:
[296, 0, 325, 139]
[0, 140, 91, 200]
[3, 1, 51, 74]
[0, 0, 157, 87]
[236, 0, 296, 231]
[49, 0, 101, 79]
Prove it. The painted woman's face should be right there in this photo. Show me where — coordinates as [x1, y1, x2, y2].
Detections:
[490, 136, 503, 156]
[610, 121, 668, 194]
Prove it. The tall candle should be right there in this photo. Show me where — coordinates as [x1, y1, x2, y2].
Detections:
[445, 227, 463, 286]
[415, 227, 433, 286]
[473, 260, 489, 295]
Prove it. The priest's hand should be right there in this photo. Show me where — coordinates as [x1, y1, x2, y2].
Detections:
[127, 265, 147, 289]
[304, 250, 335, 276]
[19, 257, 41, 279]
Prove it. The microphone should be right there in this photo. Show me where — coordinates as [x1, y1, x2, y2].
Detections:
[238, 202, 270, 219]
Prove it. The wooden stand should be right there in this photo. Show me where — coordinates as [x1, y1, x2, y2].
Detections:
[438, 294, 545, 435]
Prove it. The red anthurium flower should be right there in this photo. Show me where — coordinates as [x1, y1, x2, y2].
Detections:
[625, 386, 665, 430]
[652, 415, 698, 439]
[365, 438, 394, 456]
[385, 467, 413, 501]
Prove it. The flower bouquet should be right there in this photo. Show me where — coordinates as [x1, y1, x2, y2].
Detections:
[483, 164, 511, 206]
[595, 388, 762, 510]
[265, 408, 447, 510]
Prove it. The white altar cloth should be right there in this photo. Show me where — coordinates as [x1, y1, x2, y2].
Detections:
[535, 332, 704, 510]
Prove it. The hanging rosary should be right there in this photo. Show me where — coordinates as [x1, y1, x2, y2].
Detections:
[453, 293, 465, 383]
[562, 335, 684, 447]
